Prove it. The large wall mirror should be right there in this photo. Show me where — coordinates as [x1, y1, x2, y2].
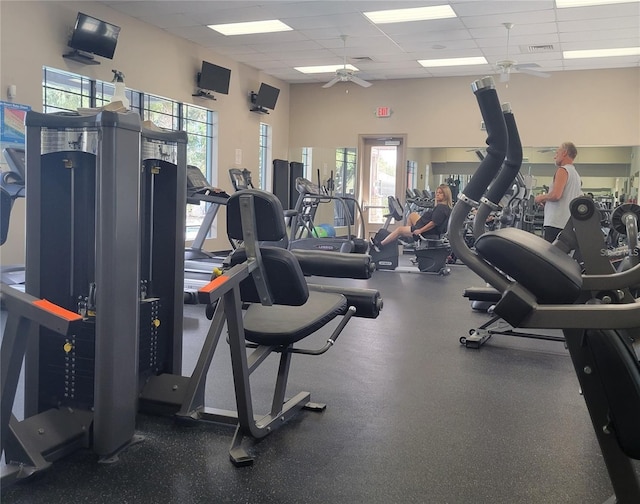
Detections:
[407, 145, 639, 207]
[288, 145, 639, 236]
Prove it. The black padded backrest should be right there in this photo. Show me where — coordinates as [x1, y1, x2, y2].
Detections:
[229, 247, 309, 306]
[388, 196, 404, 221]
[475, 227, 583, 304]
[586, 329, 640, 459]
[227, 189, 287, 242]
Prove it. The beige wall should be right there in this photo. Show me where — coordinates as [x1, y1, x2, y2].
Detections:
[288, 68, 640, 149]
[0, 1, 290, 263]
[290, 69, 639, 209]
[289, 68, 639, 192]
[1, 1, 639, 266]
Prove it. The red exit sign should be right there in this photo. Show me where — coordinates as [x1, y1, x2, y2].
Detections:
[375, 106, 392, 118]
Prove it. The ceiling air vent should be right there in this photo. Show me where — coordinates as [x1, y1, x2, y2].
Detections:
[352, 56, 374, 62]
[522, 44, 555, 53]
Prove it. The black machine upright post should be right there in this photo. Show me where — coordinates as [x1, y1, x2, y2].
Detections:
[94, 113, 143, 456]
[140, 126, 188, 375]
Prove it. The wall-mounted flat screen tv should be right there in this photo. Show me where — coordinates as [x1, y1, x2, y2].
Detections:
[255, 83, 280, 110]
[68, 12, 121, 59]
[198, 61, 231, 94]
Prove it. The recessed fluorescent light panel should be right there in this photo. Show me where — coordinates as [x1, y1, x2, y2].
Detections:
[418, 56, 487, 67]
[207, 19, 292, 36]
[363, 5, 457, 24]
[295, 64, 359, 74]
[563, 47, 640, 58]
[556, 0, 639, 7]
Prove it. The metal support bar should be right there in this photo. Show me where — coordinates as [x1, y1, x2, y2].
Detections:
[246, 345, 278, 375]
[1, 284, 87, 488]
[269, 351, 293, 418]
[175, 299, 227, 419]
[238, 193, 273, 306]
[288, 306, 356, 355]
[460, 315, 564, 349]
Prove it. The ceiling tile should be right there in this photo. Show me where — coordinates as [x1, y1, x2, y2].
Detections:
[97, 0, 640, 84]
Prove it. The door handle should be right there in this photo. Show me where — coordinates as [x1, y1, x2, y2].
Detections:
[362, 204, 387, 211]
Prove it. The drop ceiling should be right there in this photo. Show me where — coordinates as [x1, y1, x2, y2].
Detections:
[103, 0, 640, 84]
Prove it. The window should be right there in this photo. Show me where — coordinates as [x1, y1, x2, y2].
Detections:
[334, 148, 357, 226]
[42, 67, 218, 242]
[142, 94, 180, 131]
[335, 148, 356, 197]
[43, 67, 93, 113]
[183, 104, 218, 240]
[302, 147, 313, 180]
[258, 122, 272, 190]
[407, 160, 417, 191]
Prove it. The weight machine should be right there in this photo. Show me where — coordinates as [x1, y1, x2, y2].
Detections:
[1, 110, 187, 485]
[451, 76, 640, 503]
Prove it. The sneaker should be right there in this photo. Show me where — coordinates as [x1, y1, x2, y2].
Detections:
[369, 237, 381, 253]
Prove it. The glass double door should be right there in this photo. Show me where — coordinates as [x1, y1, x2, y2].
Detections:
[357, 135, 407, 240]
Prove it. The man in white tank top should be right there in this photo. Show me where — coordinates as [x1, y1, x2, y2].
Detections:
[534, 142, 582, 242]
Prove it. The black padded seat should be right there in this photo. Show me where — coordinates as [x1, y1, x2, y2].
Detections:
[226, 189, 351, 346]
[243, 291, 348, 346]
[474, 227, 583, 304]
[416, 237, 449, 250]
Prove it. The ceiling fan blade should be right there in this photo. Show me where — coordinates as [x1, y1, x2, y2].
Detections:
[322, 76, 341, 88]
[350, 75, 372, 88]
[517, 66, 550, 78]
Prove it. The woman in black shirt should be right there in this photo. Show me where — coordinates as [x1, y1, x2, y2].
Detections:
[373, 184, 453, 250]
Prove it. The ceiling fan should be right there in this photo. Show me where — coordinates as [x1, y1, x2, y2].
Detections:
[495, 23, 550, 82]
[322, 35, 372, 89]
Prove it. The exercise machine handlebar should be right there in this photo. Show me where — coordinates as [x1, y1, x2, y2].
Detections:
[462, 77, 508, 204]
[473, 104, 523, 239]
[449, 76, 511, 293]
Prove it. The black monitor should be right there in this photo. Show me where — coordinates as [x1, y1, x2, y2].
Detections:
[68, 12, 120, 59]
[255, 83, 280, 110]
[198, 61, 231, 95]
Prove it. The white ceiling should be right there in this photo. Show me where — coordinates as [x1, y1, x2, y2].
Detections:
[103, 0, 640, 84]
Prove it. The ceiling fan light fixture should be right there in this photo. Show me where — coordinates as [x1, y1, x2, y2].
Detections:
[494, 22, 551, 82]
[320, 35, 373, 88]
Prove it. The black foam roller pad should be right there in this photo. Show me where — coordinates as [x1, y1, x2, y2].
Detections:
[292, 249, 374, 279]
[308, 284, 382, 318]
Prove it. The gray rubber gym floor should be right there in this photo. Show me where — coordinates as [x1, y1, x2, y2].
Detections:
[2, 258, 638, 503]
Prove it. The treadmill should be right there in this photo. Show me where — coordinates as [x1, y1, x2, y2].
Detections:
[183, 165, 230, 296]
[1, 148, 27, 289]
